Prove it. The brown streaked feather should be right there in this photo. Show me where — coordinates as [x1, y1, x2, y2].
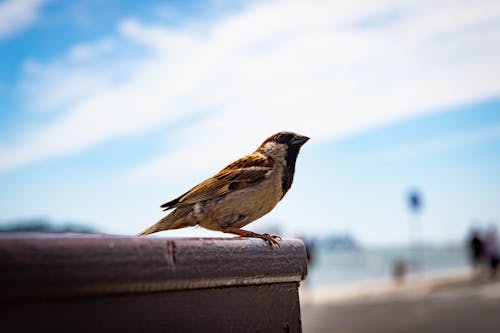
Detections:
[160, 153, 274, 210]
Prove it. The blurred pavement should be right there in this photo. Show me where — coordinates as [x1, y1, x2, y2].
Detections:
[302, 278, 500, 333]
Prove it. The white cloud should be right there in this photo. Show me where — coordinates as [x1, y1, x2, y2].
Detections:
[2, 0, 500, 176]
[0, 0, 48, 38]
[68, 38, 116, 61]
[20, 38, 125, 113]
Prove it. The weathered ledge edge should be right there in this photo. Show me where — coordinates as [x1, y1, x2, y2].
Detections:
[0, 233, 308, 301]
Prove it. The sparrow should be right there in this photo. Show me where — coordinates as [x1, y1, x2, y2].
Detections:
[138, 131, 309, 246]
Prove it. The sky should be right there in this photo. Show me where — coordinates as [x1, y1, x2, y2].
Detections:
[1, 0, 500, 246]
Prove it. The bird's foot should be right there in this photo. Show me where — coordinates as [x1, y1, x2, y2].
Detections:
[220, 227, 281, 247]
[270, 234, 282, 240]
[260, 233, 281, 247]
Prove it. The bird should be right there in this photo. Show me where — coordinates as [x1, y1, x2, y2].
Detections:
[138, 131, 309, 246]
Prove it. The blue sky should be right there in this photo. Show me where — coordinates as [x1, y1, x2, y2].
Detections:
[1, 0, 500, 245]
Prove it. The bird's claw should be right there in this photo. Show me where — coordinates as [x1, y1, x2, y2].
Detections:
[261, 233, 281, 247]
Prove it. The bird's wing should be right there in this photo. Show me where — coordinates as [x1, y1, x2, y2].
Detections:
[160, 153, 274, 210]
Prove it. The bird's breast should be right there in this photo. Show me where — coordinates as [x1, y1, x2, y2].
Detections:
[197, 164, 285, 230]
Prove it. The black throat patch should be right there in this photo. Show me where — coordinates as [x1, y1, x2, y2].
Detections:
[281, 145, 300, 198]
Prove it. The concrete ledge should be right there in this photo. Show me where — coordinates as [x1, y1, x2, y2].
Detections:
[0, 233, 307, 332]
[0, 233, 308, 300]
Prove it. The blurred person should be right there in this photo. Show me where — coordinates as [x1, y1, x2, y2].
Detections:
[484, 226, 499, 278]
[467, 228, 484, 275]
[392, 258, 407, 285]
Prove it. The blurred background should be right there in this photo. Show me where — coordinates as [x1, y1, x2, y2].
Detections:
[1, 0, 500, 332]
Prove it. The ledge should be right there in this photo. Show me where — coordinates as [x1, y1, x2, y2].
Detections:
[0, 233, 308, 301]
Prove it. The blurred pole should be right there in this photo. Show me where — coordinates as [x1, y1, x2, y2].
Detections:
[407, 190, 424, 278]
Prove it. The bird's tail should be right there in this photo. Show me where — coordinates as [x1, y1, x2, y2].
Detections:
[137, 218, 167, 236]
[138, 208, 193, 236]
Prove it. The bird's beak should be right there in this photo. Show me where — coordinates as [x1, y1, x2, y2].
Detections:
[291, 135, 310, 146]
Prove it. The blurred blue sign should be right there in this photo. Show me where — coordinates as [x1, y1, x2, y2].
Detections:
[407, 190, 423, 213]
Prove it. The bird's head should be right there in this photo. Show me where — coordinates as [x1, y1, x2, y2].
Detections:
[257, 131, 309, 161]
